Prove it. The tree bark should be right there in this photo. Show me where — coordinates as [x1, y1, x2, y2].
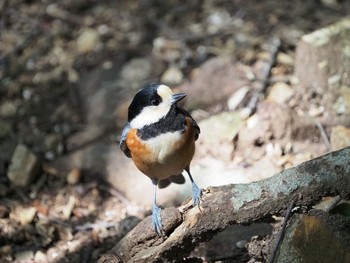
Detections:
[99, 146, 350, 263]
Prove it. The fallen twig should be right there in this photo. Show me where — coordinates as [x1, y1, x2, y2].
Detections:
[314, 120, 331, 151]
[268, 199, 295, 263]
[241, 37, 281, 118]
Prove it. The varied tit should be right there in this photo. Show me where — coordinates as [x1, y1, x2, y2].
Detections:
[119, 83, 201, 235]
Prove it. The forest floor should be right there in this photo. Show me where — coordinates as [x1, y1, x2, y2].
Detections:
[1, 0, 349, 262]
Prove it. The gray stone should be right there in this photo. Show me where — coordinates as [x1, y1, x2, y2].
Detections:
[0, 119, 12, 139]
[275, 212, 350, 262]
[7, 144, 41, 187]
[295, 18, 350, 117]
[178, 56, 247, 110]
[15, 250, 34, 261]
[0, 100, 17, 117]
[161, 67, 184, 86]
[267, 82, 295, 104]
[76, 28, 100, 54]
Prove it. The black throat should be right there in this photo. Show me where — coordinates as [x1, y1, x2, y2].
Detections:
[137, 106, 187, 140]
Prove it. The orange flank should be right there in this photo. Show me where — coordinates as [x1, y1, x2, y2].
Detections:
[126, 120, 196, 180]
[126, 128, 154, 174]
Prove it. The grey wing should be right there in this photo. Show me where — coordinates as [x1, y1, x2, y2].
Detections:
[189, 116, 200, 141]
[178, 108, 200, 141]
[119, 122, 131, 158]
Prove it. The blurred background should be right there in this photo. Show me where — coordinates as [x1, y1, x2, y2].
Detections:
[1, 0, 349, 262]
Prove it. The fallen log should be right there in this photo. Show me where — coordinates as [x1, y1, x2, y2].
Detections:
[99, 146, 350, 262]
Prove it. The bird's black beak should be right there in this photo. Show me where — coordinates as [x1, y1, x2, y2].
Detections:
[171, 93, 186, 104]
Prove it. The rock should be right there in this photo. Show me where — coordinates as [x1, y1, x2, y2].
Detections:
[295, 18, 350, 117]
[34, 250, 48, 262]
[35, 220, 56, 246]
[10, 206, 37, 225]
[275, 212, 350, 263]
[267, 82, 294, 104]
[227, 86, 250, 111]
[179, 56, 246, 110]
[77, 28, 100, 53]
[276, 52, 295, 66]
[330, 125, 350, 151]
[207, 9, 232, 34]
[0, 245, 12, 259]
[15, 250, 34, 261]
[66, 168, 81, 185]
[7, 144, 41, 187]
[161, 67, 184, 85]
[0, 100, 17, 117]
[191, 223, 271, 261]
[59, 196, 76, 220]
[56, 225, 73, 241]
[153, 37, 183, 62]
[0, 119, 13, 139]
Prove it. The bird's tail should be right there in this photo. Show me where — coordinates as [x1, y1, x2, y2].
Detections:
[158, 174, 185, 189]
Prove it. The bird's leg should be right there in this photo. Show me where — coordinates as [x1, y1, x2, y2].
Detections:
[151, 179, 163, 235]
[185, 167, 202, 206]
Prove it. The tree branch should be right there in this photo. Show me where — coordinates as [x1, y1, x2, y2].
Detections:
[100, 147, 350, 262]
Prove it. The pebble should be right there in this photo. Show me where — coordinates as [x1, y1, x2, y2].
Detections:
[267, 82, 294, 104]
[0, 245, 12, 256]
[34, 250, 48, 262]
[7, 144, 41, 187]
[153, 37, 182, 62]
[0, 101, 17, 117]
[15, 250, 34, 261]
[277, 52, 295, 66]
[160, 67, 184, 85]
[66, 168, 81, 185]
[227, 86, 250, 111]
[10, 206, 37, 225]
[77, 28, 100, 53]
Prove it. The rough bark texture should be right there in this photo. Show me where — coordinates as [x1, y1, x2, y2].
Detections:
[100, 147, 350, 262]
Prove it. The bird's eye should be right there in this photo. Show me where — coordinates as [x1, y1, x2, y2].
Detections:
[151, 98, 160, 106]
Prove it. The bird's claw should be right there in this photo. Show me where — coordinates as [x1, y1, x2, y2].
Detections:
[192, 182, 202, 207]
[152, 203, 164, 236]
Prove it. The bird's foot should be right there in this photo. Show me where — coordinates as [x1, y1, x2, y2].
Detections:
[192, 182, 202, 206]
[152, 203, 164, 236]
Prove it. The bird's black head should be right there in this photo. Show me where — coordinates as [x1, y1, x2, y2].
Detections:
[127, 84, 186, 129]
[128, 84, 162, 122]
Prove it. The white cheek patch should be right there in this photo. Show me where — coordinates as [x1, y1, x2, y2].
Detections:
[130, 102, 171, 129]
[157, 85, 173, 102]
[145, 131, 182, 162]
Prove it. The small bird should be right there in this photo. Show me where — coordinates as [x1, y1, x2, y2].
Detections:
[119, 83, 201, 235]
